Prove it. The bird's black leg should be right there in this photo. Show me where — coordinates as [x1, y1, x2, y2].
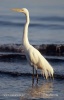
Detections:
[32, 66, 34, 86]
[36, 70, 38, 84]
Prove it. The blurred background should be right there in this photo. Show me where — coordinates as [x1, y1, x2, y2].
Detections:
[0, 0, 64, 100]
[0, 0, 64, 45]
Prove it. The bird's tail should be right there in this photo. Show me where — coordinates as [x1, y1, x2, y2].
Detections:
[41, 66, 54, 79]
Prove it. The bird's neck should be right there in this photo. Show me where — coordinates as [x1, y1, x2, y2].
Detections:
[23, 13, 30, 49]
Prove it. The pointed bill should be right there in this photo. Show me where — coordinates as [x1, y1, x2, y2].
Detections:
[11, 8, 23, 12]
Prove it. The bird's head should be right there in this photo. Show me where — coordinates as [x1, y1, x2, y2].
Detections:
[12, 8, 30, 24]
[12, 8, 29, 15]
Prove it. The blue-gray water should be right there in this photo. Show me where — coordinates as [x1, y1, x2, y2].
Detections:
[0, 0, 64, 100]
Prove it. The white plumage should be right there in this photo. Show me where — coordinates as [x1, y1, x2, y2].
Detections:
[25, 44, 53, 79]
[12, 8, 54, 83]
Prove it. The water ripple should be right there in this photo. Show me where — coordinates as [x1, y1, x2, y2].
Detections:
[0, 15, 64, 22]
[0, 20, 64, 30]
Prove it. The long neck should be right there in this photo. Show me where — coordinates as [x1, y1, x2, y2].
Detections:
[23, 13, 30, 49]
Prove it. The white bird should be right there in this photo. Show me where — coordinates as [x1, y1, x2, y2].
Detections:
[12, 8, 54, 84]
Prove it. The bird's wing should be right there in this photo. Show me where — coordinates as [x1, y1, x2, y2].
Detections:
[26, 45, 39, 67]
[26, 45, 49, 69]
[26, 45, 54, 79]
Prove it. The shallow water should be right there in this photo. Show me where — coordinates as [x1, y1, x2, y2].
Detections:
[0, 0, 64, 100]
[0, 59, 64, 100]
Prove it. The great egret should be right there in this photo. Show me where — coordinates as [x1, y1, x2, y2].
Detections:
[12, 8, 54, 84]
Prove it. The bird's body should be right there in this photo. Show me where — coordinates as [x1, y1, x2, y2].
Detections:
[24, 44, 53, 79]
[12, 8, 54, 83]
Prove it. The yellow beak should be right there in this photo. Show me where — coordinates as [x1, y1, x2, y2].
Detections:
[11, 8, 23, 12]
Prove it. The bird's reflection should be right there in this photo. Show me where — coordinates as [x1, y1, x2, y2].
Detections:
[21, 81, 53, 99]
